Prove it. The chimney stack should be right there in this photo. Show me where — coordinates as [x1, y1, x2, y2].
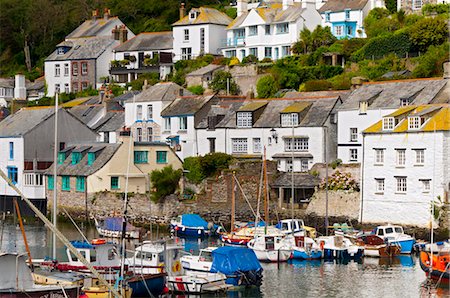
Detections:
[180, 2, 186, 20]
[104, 8, 110, 20]
[282, 0, 294, 10]
[118, 25, 128, 43]
[14, 74, 26, 99]
[237, 0, 248, 17]
[92, 9, 99, 21]
[443, 62, 450, 79]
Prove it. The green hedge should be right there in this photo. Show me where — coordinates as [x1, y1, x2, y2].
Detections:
[351, 30, 412, 61]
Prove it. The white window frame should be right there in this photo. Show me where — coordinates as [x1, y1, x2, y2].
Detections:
[345, 9, 350, 20]
[249, 48, 258, 56]
[335, 25, 343, 36]
[375, 178, 385, 194]
[285, 138, 308, 152]
[253, 138, 262, 153]
[396, 177, 407, 193]
[136, 105, 143, 120]
[181, 47, 192, 60]
[164, 118, 171, 131]
[383, 117, 395, 130]
[64, 63, 69, 76]
[248, 25, 258, 36]
[400, 98, 410, 106]
[147, 105, 153, 119]
[184, 29, 189, 41]
[81, 62, 88, 75]
[55, 64, 60, 77]
[147, 127, 153, 142]
[282, 46, 290, 57]
[414, 149, 425, 165]
[179, 116, 188, 131]
[421, 179, 431, 193]
[265, 25, 271, 35]
[349, 149, 358, 161]
[325, 12, 330, 22]
[413, 0, 422, 10]
[276, 23, 289, 34]
[55, 84, 60, 93]
[57, 47, 65, 55]
[359, 101, 368, 114]
[301, 159, 309, 172]
[396, 149, 406, 167]
[64, 83, 69, 94]
[408, 117, 420, 129]
[237, 112, 252, 128]
[286, 159, 293, 172]
[264, 47, 272, 58]
[232, 138, 248, 153]
[281, 113, 299, 127]
[136, 128, 142, 142]
[374, 149, 384, 165]
[350, 128, 358, 142]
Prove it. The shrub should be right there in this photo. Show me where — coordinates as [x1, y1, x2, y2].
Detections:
[352, 30, 412, 61]
[183, 157, 205, 184]
[256, 75, 278, 98]
[187, 85, 205, 95]
[330, 159, 342, 169]
[319, 170, 359, 191]
[200, 153, 233, 178]
[422, 3, 450, 15]
[209, 70, 239, 94]
[150, 165, 182, 202]
[327, 72, 356, 90]
[409, 17, 449, 53]
[242, 55, 258, 64]
[229, 57, 240, 66]
[302, 80, 332, 91]
[260, 57, 273, 63]
[413, 43, 449, 78]
[127, 72, 159, 91]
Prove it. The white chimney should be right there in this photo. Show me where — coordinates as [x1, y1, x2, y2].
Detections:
[302, 0, 316, 10]
[14, 74, 26, 99]
[283, 0, 294, 10]
[237, 0, 248, 17]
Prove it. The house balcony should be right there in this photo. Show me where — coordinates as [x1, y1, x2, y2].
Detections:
[110, 65, 160, 75]
[221, 37, 246, 48]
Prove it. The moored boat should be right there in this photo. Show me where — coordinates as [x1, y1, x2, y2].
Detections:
[372, 225, 415, 254]
[290, 232, 322, 260]
[247, 233, 293, 262]
[317, 235, 364, 260]
[276, 219, 317, 238]
[170, 214, 220, 237]
[419, 251, 450, 284]
[358, 235, 401, 258]
[94, 217, 140, 239]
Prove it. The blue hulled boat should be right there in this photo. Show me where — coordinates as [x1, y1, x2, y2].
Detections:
[127, 273, 166, 297]
[372, 225, 415, 254]
[170, 214, 219, 237]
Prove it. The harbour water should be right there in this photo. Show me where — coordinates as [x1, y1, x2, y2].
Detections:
[0, 221, 448, 297]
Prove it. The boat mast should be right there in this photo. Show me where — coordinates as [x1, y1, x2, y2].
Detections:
[291, 118, 294, 233]
[52, 92, 58, 259]
[263, 146, 268, 234]
[231, 171, 235, 233]
[430, 121, 437, 273]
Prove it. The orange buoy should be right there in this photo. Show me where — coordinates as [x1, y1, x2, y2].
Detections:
[91, 238, 107, 245]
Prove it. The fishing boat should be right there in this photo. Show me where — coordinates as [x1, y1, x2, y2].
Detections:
[0, 253, 81, 298]
[372, 225, 415, 254]
[358, 235, 401, 258]
[290, 231, 322, 260]
[181, 246, 263, 286]
[419, 251, 450, 284]
[317, 235, 364, 260]
[170, 214, 220, 237]
[94, 217, 141, 239]
[247, 233, 293, 262]
[276, 219, 317, 238]
[167, 272, 230, 294]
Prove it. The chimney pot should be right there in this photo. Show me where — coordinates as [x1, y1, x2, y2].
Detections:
[104, 8, 110, 20]
[180, 3, 186, 20]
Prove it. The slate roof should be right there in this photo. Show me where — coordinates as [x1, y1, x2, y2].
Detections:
[0, 107, 10, 122]
[27, 77, 45, 91]
[338, 78, 449, 111]
[94, 112, 125, 132]
[161, 95, 213, 117]
[227, 2, 306, 29]
[0, 107, 55, 137]
[0, 78, 14, 89]
[69, 105, 104, 126]
[67, 17, 127, 39]
[132, 82, 191, 103]
[186, 64, 224, 77]
[364, 104, 450, 134]
[46, 143, 121, 176]
[114, 32, 173, 52]
[284, 90, 350, 100]
[173, 7, 232, 26]
[272, 172, 320, 188]
[46, 37, 118, 61]
[220, 96, 341, 128]
[196, 96, 246, 129]
[318, 0, 369, 13]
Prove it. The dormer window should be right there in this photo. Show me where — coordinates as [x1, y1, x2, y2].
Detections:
[359, 101, 368, 114]
[237, 112, 252, 128]
[383, 117, 395, 130]
[281, 113, 299, 127]
[408, 116, 425, 129]
[400, 98, 411, 106]
[72, 152, 82, 165]
[345, 9, 350, 20]
[57, 152, 66, 164]
[57, 47, 65, 55]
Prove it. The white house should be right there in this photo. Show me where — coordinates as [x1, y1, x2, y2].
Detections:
[160, 94, 215, 160]
[222, 0, 322, 61]
[196, 92, 344, 172]
[124, 82, 191, 143]
[111, 31, 174, 83]
[45, 10, 134, 97]
[0, 107, 98, 215]
[172, 5, 232, 61]
[337, 78, 449, 164]
[319, 0, 385, 39]
[397, 0, 450, 14]
[360, 104, 450, 227]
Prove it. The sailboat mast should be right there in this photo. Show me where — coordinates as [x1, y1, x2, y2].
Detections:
[291, 120, 294, 230]
[52, 92, 58, 259]
[231, 171, 235, 233]
[263, 146, 268, 232]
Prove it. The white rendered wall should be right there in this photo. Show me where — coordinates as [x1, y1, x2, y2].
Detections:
[161, 115, 196, 160]
[124, 101, 167, 127]
[45, 60, 72, 97]
[361, 131, 448, 227]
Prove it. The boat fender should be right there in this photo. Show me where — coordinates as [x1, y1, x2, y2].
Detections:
[320, 241, 325, 251]
[198, 229, 201, 235]
[182, 226, 186, 232]
[158, 262, 165, 273]
[91, 239, 106, 245]
[172, 261, 181, 273]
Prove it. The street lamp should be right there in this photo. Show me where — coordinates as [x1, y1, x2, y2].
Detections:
[270, 128, 278, 143]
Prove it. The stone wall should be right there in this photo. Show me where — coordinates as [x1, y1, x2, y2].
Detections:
[227, 64, 263, 97]
[311, 163, 361, 183]
[305, 189, 360, 220]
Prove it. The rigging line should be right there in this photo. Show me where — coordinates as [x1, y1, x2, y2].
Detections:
[60, 206, 89, 243]
[233, 175, 257, 219]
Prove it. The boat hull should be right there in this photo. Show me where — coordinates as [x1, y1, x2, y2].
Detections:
[292, 248, 322, 260]
[390, 239, 415, 254]
[251, 249, 292, 262]
[322, 248, 350, 260]
[171, 225, 211, 237]
[0, 286, 80, 298]
[220, 234, 252, 246]
[168, 273, 229, 294]
[419, 251, 450, 285]
[128, 273, 166, 297]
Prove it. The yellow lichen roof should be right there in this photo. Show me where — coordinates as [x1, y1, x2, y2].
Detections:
[364, 104, 450, 134]
[62, 98, 90, 108]
[173, 7, 232, 26]
[238, 101, 268, 112]
[281, 102, 312, 113]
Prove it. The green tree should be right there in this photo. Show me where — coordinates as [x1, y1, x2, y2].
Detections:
[187, 85, 205, 95]
[409, 17, 449, 53]
[385, 0, 397, 14]
[292, 26, 336, 55]
[150, 165, 182, 202]
[256, 75, 279, 98]
[209, 70, 239, 94]
[363, 8, 397, 38]
[183, 157, 204, 184]
[292, 28, 312, 54]
[199, 153, 233, 177]
[413, 43, 449, 78]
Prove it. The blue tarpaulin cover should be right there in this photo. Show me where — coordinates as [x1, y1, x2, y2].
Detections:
[103, 217, 135, 231]
[210, 246, 262, 276]
[181, 214, 209, 228]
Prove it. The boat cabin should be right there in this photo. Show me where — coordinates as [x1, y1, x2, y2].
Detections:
[67, 240, 120, 267]
[374, 225, 404, 239]
[278, 219, 305, 234]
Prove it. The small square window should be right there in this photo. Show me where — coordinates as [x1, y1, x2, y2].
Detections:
[421, 180, 431, 193]
[111, 177, 119, 190]
[156, 151, 167, 163]
[349, 149, 358, 161]
[396, 177, 407, 193]
[62, 176, 71, 191]
[375, 179, 385, 194]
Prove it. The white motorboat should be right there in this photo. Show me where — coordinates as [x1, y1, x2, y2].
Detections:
[373, 225, 415, 254]
[276, 219, 317, 238]
[317, 235, 364, 260]
[168, 271, 231, 294]
[247, 233, 293, 262]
